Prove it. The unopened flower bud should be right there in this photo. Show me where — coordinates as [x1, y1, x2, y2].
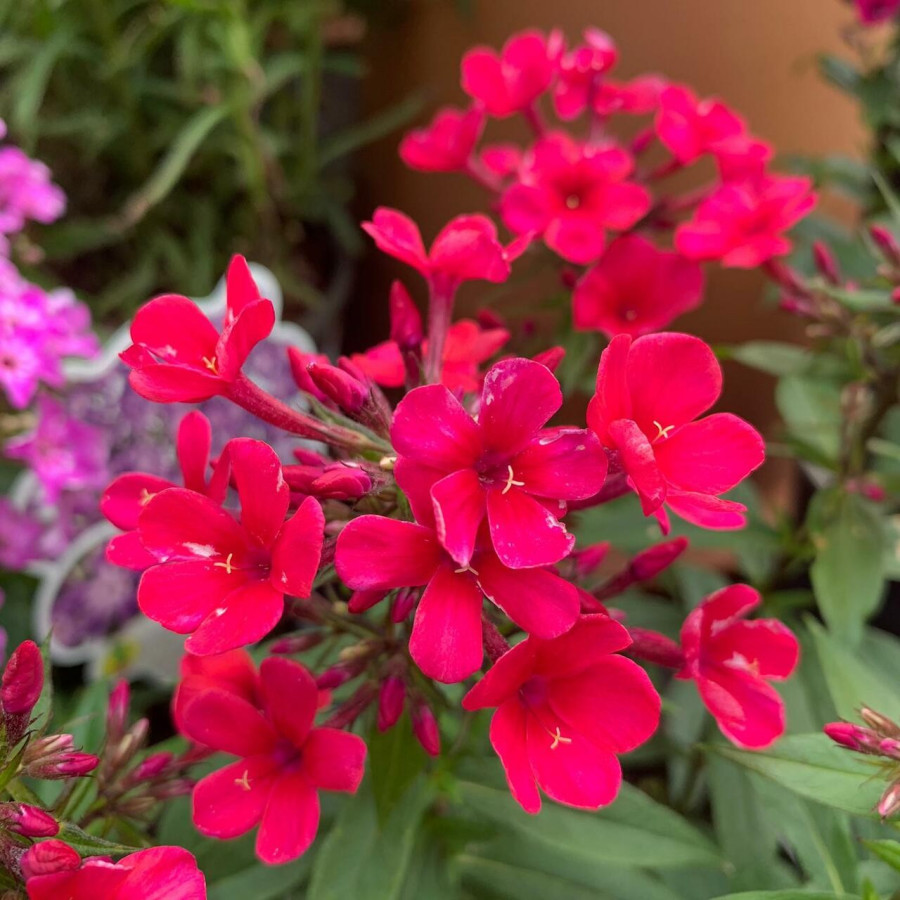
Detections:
[1, 640, 43, 716]
[627, 628, 685, 669]
[629, 537, 688, 581]
[20, 839, 80, 879]
[389, 281, 423, 349]
[108, 718, 149, 773]
[532, 346, 565, 373]
[348, 590, 387, 614]
[824, 721, 880, 753]
[287, 348, 329, 401]
[0, 803, 58, 837]
[860, 706, 900, 737]
[377, 677, 406, 732]
[879, 780, 900, 819]
[311, 466, 372, 501]
[307, 362, 368, 416]
[476, 308, 506, 330]
[152, 778, 194, 799]
[812, 241, 841, 285]
[106, 679, 130, 744]
[892, 286, 900, 306]
[316, 662, 363, 690]
[269, 632, 324, 655]
[391, 588, 418, 623]
[630, 126, 656, 156]
[870, 225, 900, 264]
[27, 751, 99, 779]
[571, 542, 610, 578]
[132, 752, 174, 782]
[412, 702, 440, 757]
[881, 738, 900, 760]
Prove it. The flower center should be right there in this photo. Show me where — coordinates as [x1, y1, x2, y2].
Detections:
[565, 193, 581, 210]
[652, 420, 674, 442]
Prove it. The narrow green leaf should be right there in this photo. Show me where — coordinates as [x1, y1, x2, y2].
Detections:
[722, 341, 811, 377]
[776, 376, 842, 463]
[713, 893, 860, 900]
[863, 839, 900, 873]
[56, 822, 138, 857]
[207, 857, 310, 900]
[367, 713, 426, 822]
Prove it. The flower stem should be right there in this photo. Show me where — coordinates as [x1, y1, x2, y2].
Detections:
[424, 279, 456, 385]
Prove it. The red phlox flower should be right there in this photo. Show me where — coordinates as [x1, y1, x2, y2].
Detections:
[586, 333, 765, 532]
[102, 411, 225, 571]
[678, 584, 799, 749]
[462, 615, 660, 813]
[461, 29, 563, 118]
[335, 514, 581, 684]
[592, 75, 667, 117]
[400, 105, 485, 172]
[655, 85, 746, 165]
[500, 133, 651, 264]
[121, 255, 274, 403]
[854, 0, 900, 23]
[286, 348, 332, 404]
[391, 357, 608, 569]
[675, 174, 816, 268]
[553, 28, 619, 120]
[713, 135, 774, 183]
[572, 234, 704, 338]
[23, 842, 206, 900]
[479, 144, 524, 180]
[351, 319, 510, 393]
[362, 208, 514, 292]
[136, 438, 324, 655]
[179, 657, 365, 864]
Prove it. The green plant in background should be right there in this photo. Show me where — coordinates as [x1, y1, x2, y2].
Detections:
[0, 0, 418, 338]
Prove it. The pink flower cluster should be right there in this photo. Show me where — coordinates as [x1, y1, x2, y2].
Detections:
[399, 28, 815, 338]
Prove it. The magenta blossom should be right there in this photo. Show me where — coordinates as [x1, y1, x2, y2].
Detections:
[593, 75, 666, 117]
[0, 145, 65, 235]
[336, 516, 580, 683]
[462, 615, 660, 813]
[573, 234, 704, 338]
[678, 584, 799, 749]
[853, 0, 900, 23]
[400, 105, 485, 172]
[179, 656, 365, 865]
[461, 29, 562, 118]
[391, 357, 608, 569]
[675, 174, 816, 268]
[655, 85, 745, 164]
[500, 134, 651, 264]
[587, 333, 765, 531]
[552, 28, 619, 120]
[135, 438, 324, 655]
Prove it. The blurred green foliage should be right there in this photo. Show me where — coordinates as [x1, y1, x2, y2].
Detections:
[0, 0, 419, 335]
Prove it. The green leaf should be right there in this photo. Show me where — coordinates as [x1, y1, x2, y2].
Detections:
[367, 713, 427, 821]
[863, 839, 900, 873]
[809, 620, 900, 723]
[713, 893, 860, 900]
[456, 779, 722, 869]
[707, 734, 883, 817]
[776, 376, 842, 463]
[819, 55, 862, 94]
[307, 777, 432, 900]
[208, 857, 310, 900]
[809, 492, 886, 646]
[722, 341, 811, 377]
[56, 822, 138, 857]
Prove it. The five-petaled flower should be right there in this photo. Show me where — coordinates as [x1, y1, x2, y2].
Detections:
[655, 85, 746, 164]
[121, 255, 274, 402]
[678, 584, 799, 749]
[136, 438, 324, 655]
[500, 134, 651, 264]
[178, 656, 366, 865]
[462, 615, 660, 813]
[587, 332, 765, 531]
[22, 841, 207, 900]
[336, 516, 580, 683]
[391, 357, 608, 569]
[400, 105, 485, 172]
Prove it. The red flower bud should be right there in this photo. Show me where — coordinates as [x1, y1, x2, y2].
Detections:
[0, 803, 59, 837]
[268, 632, 324, 655]
[377, 677, 406, 732]
[870, 225, 900, 263]
[531, 346, 566, 373]
[629, 537, 688, 581]
[571, 541, 611, 578]
[812, 241, 841, 285]
[1, 640, 43, 716]
[106, 679, 130, 743]
[348, 590, 387, 614]
[27, 751, 99, 779]
[287, 347, 327, 399]
[307, 362, 369, 416]
[390, 588, 418, 623]
[860, 706, 900, 737]
[879, 780, 900, 819]
[627, 627, 685, 669]
[20, 839, 80, 879]
[132, 752, 174, 782]
[389, 281, 423, 349]
[475, 308, 506, 330]
[411, 702, 440, 757]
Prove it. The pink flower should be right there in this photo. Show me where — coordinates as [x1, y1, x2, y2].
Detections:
[593, 75, 666, 117]
[391, 357, 608, 569]
[335, 516, 580, 683]
[500, 134, 651, 264]
[400, 106, 485, 172]
[587, 333, 765, 531]
[854, 0, 900, 23]
[461, 30, 562, 118]
[553, 28, 619, 120]
[714, 135, 773, 183]
[351, 319, 510, 393]
[362, 208, 512, 293]
[103, 411, 225, 571]
[675, 175, 816, 268]
[23, 842, 206, 900]
[136, 438, 324, 655]
[678, 584, 799, 749]
[655, 85, 745, 164]
[572, 235, 704, 338]
[462, 615, 660, 813]
[121, 255, 274, 403]
[178, 656, 365, 864]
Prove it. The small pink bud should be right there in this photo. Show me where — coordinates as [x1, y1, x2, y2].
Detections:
[627, 628, 685, 669]
[307, 362, 369, 416]
[879, 780, 900, 818]
[892, 286, 900, 306]
[1, 640, 43, 716]
[881, 738, 900, 760]
[106, 679, 130, 743]
[630, 125, 656, 156]
[412, 702, 440, 757]
[390, 588, 418, 623]
[0, 803, 59, 838]
[389, 281, 423, 349]
[870, 225, 900, 263]
[269, 632, 324, 655]
[812, 241, 841, 285]
[531, 346, 565, 373]
[287, 348, 327, 400]
[132, 752, 174, 782]
[20, 839, 80, 879]
[630, 537, 688, 581]
[311, 466, 372, 500]
[348, 590, 387, 614]
[571, 542, 611, 578]
[377, 677, 406, 732]
[316, 663, 360, 691]
[28, 751, 99, 779]
[476, 308, 506, 330]
[861, 706, 900, 737]
[778, 294, 814, 317]
[824, 721, 876, 752]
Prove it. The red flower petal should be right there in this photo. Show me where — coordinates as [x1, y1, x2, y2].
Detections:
[229, 438, 290, 548]
[486, 486, 574, 569]
[607, 419, 666, 515]
[587, 334, 633, 443]
[534, 615, 633, 679]
[665, 490, 748, 530]
[106, 531, 157, 571]
[271, 496, 324, 597]
[513, 428, 608, 500]
[431, 468, 486, 568]
[129, 364, 225, 403]
[462, 639, 538, 711]
[303, 728, 367, 792]
[129, 295, 219, 364]
[697, 667, 786, 750]
[362, 208, 429, 274]
[259, 657, 318, 749]
[709, 619, 799, 680]
[138, 561, 234, 633]
[102, 473, 175, 530]
[218, 299, 275, 381]
[180, 689, 277, 756]
[192, 755, 277, 838]
[491, 700, 541, 813]
[255, 772, 320, 865]
[225, 255, 261, 317]
[176, 411, 212, 494]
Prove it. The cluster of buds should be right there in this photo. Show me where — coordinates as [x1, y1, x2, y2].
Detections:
[825, 709, 900, 818]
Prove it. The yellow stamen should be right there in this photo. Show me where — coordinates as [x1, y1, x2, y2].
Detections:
[138, 488, 155, 507]
[214, 552, 235, 575]
[234, 770, 251, 791]
[652, 420, 674, 441]
[202, 355, 219, 374]
[502, 464, 526, 495]
[454, 564, 479, 576]
[550, 726, 572, 750]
